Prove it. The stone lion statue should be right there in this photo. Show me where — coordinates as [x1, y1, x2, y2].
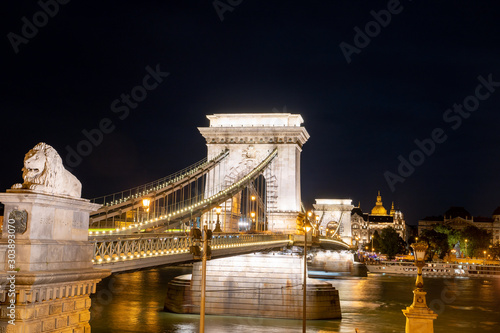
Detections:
[11, 142, 82, 198]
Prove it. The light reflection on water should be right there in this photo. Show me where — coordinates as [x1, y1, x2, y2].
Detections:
[90, 266, 500, 333]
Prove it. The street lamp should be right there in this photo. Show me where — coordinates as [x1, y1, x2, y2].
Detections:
[214, 206, 222, 233]
[302, 218, 313, 333]
[412, 242, 428, 290]
[251, 195, 256, 230]
[371, 234, 374, 253]
[402, 241, 437, 331]
[313, 215, 320, 236]
[250, 211, 256, 231]
[465, 239, 468, 258]
[142, 197, 151, 221]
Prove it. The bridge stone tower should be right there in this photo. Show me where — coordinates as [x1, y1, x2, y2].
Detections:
[198, 113, 310, 233]
[313, 199, 354, 244]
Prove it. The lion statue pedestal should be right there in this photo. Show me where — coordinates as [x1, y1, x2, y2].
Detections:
[0, 142, 110, 333]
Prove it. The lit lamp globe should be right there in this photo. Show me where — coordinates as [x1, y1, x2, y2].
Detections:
[142, 198, 151, 222]
[411, 242, 428, 290]
[214, 206, 222, 233]
[142, 198, 151, 211]
[303, 220, 312, 233]
[412, 242, 427, 262]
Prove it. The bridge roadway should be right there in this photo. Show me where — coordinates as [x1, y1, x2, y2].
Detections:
[92, 232, 291, 273]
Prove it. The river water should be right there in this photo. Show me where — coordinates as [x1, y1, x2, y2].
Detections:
[89, 265, 500, 333]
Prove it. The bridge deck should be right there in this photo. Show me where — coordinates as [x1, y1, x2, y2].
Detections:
[92, 233, 291, 273]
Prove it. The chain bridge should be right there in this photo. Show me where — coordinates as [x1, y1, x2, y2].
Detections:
[0, 113, 353, 331]
[86, 113, 351, 272]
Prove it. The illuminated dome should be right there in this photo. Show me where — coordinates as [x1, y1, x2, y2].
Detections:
[371, 191, 388, 216]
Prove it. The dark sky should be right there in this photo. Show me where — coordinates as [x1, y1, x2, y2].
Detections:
[2, 1, 500, 225]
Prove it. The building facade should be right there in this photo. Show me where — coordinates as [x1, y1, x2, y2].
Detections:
[350, 191, 406, 245]
[418, 206, 500, 244]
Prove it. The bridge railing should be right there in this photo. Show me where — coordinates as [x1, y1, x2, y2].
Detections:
[90, 149, 229, 207]
[92, 233, 290, 264]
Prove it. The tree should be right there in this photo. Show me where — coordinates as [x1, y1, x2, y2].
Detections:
[372, 230, 382, 252]
[420, 228, 449, 260]
[380, 227, 406, 259]
[460, 226, 491, 257]
[434, 224, 461, 250]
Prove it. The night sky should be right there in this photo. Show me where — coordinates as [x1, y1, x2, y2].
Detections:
[2, 1, 500, 226]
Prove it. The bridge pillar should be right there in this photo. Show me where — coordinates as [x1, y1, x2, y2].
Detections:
[0, 191, 110, 332]
[198, 113, 310, 233]
[313, 199, 354, 244]
[165, 253, 341, 319]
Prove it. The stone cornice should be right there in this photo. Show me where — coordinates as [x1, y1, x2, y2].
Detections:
[198, 126, 310, 146]
[0, 191, 101, 212]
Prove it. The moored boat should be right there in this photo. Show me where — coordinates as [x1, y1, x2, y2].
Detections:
[366, 261, 500, 278]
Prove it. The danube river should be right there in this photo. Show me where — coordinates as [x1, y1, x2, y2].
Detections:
[89, 265, 500, 332]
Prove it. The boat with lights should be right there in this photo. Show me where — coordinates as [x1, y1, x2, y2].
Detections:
[366, 261, 500, 278]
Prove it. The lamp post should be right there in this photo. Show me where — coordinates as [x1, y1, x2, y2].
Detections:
[250, 212, 256, 231]
[371, 235, 374, 254]
[142, 197, 151, 222]
[302, 217, 313, 333]
[250, 195, 257, 230]
[402, 242, 437, 333]
[314, 215, 320, 236]
[412, 242, 427, 291]
[214, 207, 222, 233]
[464, 239, 468, 258]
